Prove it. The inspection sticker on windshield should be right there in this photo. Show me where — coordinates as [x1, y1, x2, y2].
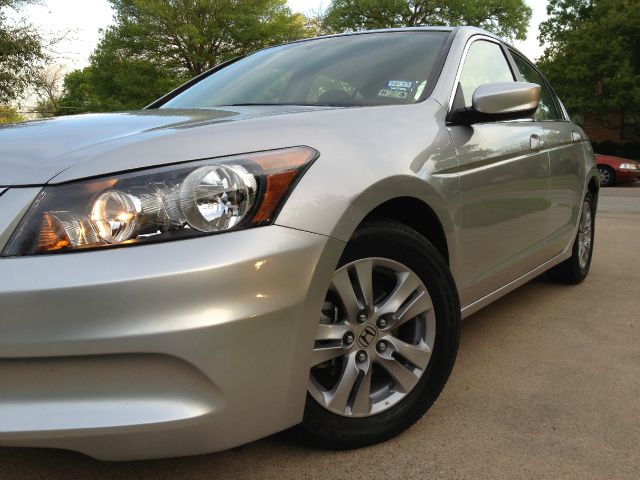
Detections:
[378, 89, 408, 99]
[414, 80, 427, 100]
[386, 80, 418, 93]
[387, 80, 416, 91]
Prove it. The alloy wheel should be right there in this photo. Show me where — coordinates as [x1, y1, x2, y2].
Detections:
[578, 200, 593, 269]
[308, 258, 436, 417]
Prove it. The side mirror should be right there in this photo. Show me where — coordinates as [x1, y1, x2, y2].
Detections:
[449, 82, 541, 125]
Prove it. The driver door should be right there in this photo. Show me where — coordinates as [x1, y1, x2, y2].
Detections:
[449, 39, 551, 307]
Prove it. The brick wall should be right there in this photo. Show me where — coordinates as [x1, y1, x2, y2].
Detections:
[584, 111, 639, 144]
[584, 112, 624, 143]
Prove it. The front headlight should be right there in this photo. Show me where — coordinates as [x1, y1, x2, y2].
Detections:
[619, 162, 639, 170]
[2, 146, 317, 256]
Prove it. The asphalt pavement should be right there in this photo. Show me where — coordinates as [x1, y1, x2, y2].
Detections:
[1, 183, 638, 479]
[597, 181, 640, 214]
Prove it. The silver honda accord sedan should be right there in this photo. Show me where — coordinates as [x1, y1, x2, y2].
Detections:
[0, 26, 598, 460]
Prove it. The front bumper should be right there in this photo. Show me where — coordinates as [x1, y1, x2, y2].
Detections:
[616, 169, 640, 183]
[0, 188, 343, 460]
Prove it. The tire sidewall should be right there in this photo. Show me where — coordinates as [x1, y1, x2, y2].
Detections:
[300, 220, 460, 447]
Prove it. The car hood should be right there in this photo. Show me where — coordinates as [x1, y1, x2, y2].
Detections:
[0, 106, 338, 186]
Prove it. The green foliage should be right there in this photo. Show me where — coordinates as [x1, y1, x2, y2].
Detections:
[58, 60, 183, 114]
[0, 1, 39, 7]
[0, 0, 45, 103]
[538, 0, 640, 127]
[107, 0, 311, 76]
[58, 0, 313, 114]
[57, 68, 98, 114]
[0, 104, 22, 123]
[323, 0, 532, 40]
[538, 0, 594, 48]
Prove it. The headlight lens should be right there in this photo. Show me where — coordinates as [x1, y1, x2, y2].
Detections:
[179, 164, 255, 232]
[619, 162, 639, 170]
[3, 146, 317, 256]
[91, 190, 139, 242]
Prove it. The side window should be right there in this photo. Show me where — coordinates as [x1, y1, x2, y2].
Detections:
[510, 51, 561, 121]
[458, 40, 514, 108]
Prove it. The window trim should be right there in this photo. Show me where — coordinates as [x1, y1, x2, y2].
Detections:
[507, 48, 569, 123]
[446, 35, 517, 118]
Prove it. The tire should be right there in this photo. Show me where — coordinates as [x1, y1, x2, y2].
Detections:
[598, 165, 615, 187]
[293, 218, 460, 449]
[546, 191, 595, 284]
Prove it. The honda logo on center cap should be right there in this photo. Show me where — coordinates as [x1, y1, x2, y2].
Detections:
[358, 324, 378, 348]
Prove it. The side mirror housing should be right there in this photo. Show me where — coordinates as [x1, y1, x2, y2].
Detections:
[449, 82, 541, 125]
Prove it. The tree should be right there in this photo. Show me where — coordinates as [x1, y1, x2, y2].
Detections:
[0, 0, 45, 104]
[33, 64, 65, 117]
[57, 0, 314, 114]
[537, 0, 639, 132]
[107, 0, 312, 76]
[538, 0, 594, 49]
[56, 67, 103, 114]
[323, 0, 532, 40]
[0, 104, 22, 123]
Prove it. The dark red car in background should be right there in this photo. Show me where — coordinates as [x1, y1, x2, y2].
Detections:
[596, 154, 640, 187]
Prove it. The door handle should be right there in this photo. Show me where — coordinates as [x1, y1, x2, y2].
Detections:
[530, 134, 544, 150]
[571, 131, 582, 142]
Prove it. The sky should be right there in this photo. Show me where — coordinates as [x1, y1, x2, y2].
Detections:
[13, 0, 549, 72]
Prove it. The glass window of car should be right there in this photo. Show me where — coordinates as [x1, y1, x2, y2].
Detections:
[458, 40, 514, 108]
[306, 75, 363, 104]
[160, 32, 449, 108]
[510, 51, 561, 121]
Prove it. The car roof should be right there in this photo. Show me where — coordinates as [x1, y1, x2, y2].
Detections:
[288, 25, 504, 46]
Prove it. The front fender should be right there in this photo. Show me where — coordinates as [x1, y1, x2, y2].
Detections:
[276, 173, 461, 280]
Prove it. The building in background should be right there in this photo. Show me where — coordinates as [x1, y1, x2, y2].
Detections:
[584, 111, 640, 160]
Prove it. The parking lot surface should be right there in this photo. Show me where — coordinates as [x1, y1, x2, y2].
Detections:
[1, 183, 638, 479]
[598, 182, 640, 213]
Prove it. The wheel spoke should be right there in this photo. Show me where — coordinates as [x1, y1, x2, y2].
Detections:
[354, 260, 374, 309]
[331, 268, 359, 322]
[351, 361, 373, 416]
[324, 355, 360, 413]
[376, 271, 421, 318]
[377, 355, 420, 393]
[393, 289, 432, 327]
[315, 323, 349, 341]
[311, 345, 344, 366]
[385, 335, 431, 369]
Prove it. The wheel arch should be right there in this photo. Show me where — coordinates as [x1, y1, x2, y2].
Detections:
[276, 174, 460, 281]
[362, 197, 450, 265]
[596, 163, 615, 187]
[588, 173, 600, 196]
[588, 166, 602, 202]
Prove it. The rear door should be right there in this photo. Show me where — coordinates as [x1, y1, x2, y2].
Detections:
[509, 50, 586, 256]
[449, 38, 551, 306]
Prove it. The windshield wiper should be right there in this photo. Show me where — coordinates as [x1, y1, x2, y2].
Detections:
[217, 102, 356, 108]
[217, 103, 302, 107]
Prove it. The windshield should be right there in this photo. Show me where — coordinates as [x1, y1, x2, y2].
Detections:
[160, 32, 449, 109]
